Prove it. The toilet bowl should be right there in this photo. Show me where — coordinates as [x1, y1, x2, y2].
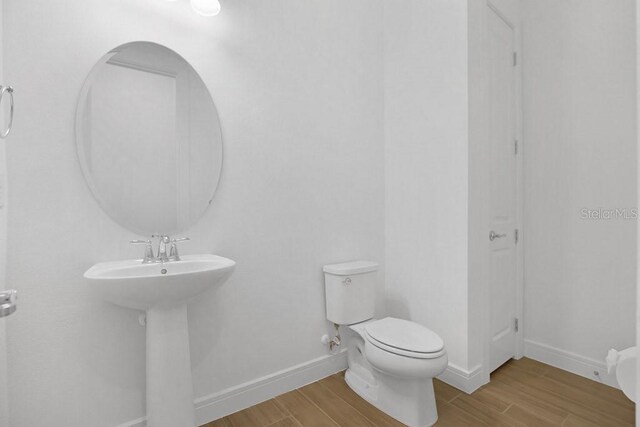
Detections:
[344, 318, 448, 427]
[323, 261, 448, 427]
[607, 347, 636, 402]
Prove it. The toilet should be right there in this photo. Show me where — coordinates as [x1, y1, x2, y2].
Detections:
[324, 261, 448, 427]
[607, 347, 636, 402]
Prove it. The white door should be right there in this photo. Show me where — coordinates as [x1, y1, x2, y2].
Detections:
[488, 7, 519, 373]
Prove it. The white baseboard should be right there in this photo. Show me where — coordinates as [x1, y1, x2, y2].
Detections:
[195, 350, 348, 424]
[437, 363, 485, 394]
[117, 350, 348, 427]
[524, 339, 619, 389]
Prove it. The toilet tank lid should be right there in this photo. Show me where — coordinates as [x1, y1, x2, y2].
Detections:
[323, 261, 378, 275]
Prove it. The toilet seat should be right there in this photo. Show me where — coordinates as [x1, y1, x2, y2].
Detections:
[364, 317, 445, 359]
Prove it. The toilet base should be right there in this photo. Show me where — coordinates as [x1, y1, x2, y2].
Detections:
[344, 368, 438, 427]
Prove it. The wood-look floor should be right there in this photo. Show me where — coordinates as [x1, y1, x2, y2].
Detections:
[202, 357, 634, 427]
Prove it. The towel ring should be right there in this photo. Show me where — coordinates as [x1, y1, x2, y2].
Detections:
[0, 85, 14, 139]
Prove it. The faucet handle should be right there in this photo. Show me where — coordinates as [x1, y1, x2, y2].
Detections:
[169, 237, 190, 261]
[151, 234, 171, 243]
[130, 239, 151, 245]
[130, 239, 154, 263]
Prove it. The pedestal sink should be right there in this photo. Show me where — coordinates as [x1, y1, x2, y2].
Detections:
[85, 254, 235, 427]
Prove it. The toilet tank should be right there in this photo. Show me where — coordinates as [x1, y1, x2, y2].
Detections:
[323, 261, 378, 325]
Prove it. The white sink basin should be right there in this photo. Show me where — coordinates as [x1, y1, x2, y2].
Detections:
[85, 254, 235, 310]
[84, 253, 235, 427]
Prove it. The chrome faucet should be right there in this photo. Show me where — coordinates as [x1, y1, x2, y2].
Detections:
[131, 235, 190, 264]
[153, 234, 171, 263]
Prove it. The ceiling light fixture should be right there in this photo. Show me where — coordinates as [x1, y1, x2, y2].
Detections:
[165, 0, 221, 17]
[190, 0, 221, 16]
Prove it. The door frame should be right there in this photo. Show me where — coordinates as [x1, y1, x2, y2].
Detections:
[470, 0, 524, 388]
[636, 3, 640, 425]
[488, 0, 524, 368]
[0, 0, 9, 421]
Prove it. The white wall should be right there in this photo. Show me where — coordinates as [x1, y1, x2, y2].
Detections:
[3, 1, 384, 425]
[522, 0, 636, 374]
[467, 0, 490, 381]
[384, 0, 472, 373]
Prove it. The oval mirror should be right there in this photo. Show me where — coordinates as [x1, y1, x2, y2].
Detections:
[76, 41, 222, 236]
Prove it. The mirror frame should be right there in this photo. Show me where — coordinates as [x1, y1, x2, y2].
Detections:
[75, 41, 224, 236]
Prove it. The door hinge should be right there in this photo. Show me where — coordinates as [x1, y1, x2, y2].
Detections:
[515, 318, 519, 333]
[513, 52, 517, 66]
[515, 139, 519, 155]
[515, 229, 519, 244]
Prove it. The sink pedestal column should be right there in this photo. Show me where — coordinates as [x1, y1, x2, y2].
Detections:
[146, 303, 195, 427]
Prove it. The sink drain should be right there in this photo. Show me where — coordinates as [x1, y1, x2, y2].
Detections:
[161, 269, 167, 275]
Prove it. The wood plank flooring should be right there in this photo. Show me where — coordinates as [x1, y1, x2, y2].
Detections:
[202, 357, 634, 427]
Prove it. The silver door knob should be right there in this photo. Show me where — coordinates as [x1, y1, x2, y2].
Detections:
[489, 231, 507, 241]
